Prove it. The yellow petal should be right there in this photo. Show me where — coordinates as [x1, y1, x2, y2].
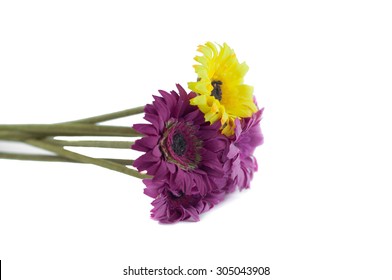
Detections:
[188, 42, 257, 136]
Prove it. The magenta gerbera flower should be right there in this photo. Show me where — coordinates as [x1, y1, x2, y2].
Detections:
[144, 180, 225, 223]
[132, 84, 230, 222]
[225, 108, 264, 191]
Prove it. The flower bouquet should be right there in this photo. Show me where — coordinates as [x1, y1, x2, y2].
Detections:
[0, 42, 264, 223]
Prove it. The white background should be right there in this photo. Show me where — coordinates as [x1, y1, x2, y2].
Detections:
[1, 1, 391, 279]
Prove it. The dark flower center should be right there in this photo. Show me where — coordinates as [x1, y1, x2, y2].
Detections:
[160, 120, 202, 170]
[171, 133, 186, 156]
[211, 80, 223, 101]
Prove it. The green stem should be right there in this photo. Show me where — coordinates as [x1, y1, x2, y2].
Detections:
[0, 131, 34, 141]
[64, 106, 145, 124]
[0, 106, 145, 141]
[0, 124, 141, 138]
[0, 152, 134, 165]
[24, 139, 148, 179]
[45, 139, 134, 149]
[0, 106, 145, 176]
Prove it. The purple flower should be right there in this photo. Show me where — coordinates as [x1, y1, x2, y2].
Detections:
[226, 109, 264, 191]
[146, 181, 225, 223]
[132, 84, 230, 223]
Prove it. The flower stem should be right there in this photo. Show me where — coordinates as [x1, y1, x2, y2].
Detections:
[0, 124, 142, 138]
[0, 152, 134, 165]
[0, 106, 145, 141]
[45, 139, 134, 149]
[0, 107, 146, 177]
[0, 131, 33, 141]
[64, 106, 145, 124]
[24, 139, 149, 179]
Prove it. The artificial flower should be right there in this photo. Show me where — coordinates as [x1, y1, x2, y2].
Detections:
[146, 182, 225, 223]
[132, 84, 230, 201]
[225, 108, 264, 192]
[188, 42, 258, 136]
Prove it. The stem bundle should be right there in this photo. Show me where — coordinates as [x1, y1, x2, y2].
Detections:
[0, 106, 148, 179]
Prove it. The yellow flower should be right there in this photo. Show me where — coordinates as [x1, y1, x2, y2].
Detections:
[188, 42, 257, 136]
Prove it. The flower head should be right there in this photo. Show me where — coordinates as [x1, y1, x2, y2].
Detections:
[225, 108, 264, 191]
[234, 108, 264, 159]
[132, 84, 231, 222]
[188, 42, 257, 136]
[146, 181, 225, 223]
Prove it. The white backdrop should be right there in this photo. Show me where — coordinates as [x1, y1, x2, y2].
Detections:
[1, 1, 391, 279]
